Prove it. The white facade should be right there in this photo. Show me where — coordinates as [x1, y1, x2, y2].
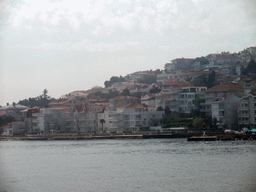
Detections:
[98, 104, 164, 132]
[238, 94, 256, 129]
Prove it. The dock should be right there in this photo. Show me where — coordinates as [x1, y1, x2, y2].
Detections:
[188, 134, 256, 141]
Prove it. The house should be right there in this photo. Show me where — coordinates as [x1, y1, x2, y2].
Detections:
[127, 70, 156, 82]
[160, 79, 206, 113]
[170, 58, 194, 70]
[141, 93, 157, 107]
[238, 94, 256, 129]
[65, 90, 89, 99]
[121, 104, 164, 132]
[217, 62, 248, 75]
[206, 53, 220, 63]
[164, 63, 175, 70]
[211, 95, 240, 129]
[155, 92, 169, 109]
[33, 107, 67, 134]
[97, 103, 164, 133]
[0, 111, 20, 121]
[109, 96, 140, 108]
[20, 106, 41, 133]
[65, 104, 107, 134]
[97, 105, 122, 132]
[0, 103, 28, 116]
[48, 98, 82, 108]
[0, 125, 12, 136]
[179, 86, 207, 114]
[239, 74, 256, 94]
[0, 121, 26, 136]
[203, 83, 244, 117]
[156, 70, 182, 84]
[246, 47, 256, 57]
[215, 54, 242, 64]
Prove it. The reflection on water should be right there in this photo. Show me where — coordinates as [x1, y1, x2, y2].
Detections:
[1, 139, 256, 192]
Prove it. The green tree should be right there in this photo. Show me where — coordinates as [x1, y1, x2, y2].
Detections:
[156, 106, 163, 111]
[191, 74, 207, 87]
[0, 116, 15, 127]
[120, 88, 130, 96]
[212, 117, 218, 129]
[192, 117, 204, 128]
[241, 60, 256, 75]
[137, 76, 157, 84]
[18, 89, 54, 108]
[104, 76, 126, 88]
[164, 107, 171, 116]
[207, 71, 215, 88]
[87, 91, 109, 100]
[149, 87, 161, 93]
[108, 89, 119, 99]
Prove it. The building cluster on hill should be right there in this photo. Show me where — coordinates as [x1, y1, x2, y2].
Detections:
[1, 46, 256, 136]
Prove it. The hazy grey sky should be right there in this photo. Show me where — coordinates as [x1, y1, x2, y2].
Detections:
[1, 0, 256, 105]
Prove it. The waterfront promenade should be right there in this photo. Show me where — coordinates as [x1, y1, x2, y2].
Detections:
[0, 134, 143, 141]
[3, 132, 256, 141]
[0, 132, 198, 141]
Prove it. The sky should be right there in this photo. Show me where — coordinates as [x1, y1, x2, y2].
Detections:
[0, 0, 256, 106]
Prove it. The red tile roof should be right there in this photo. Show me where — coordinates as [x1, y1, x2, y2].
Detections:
[0, 125, 9, 129]
[49, 98, 71, 105]
[219, 94, 232, 99]
[93, 105, 105, 110]
[162, 79, 179, 86]
[49, 106, 70, 113]
[74, 105, 84, 113]
[88, 99, 104, 102]
[112, 96, 139, 100]
[204, 83, 243, 92]
[117, 104, 132, 109]
[126, 104, 147, 109]
[9, 121, 20, 125]
[21, 109, 29, 112]
[96, 102, 110, 106]
[125, 104, 156, 109]
[0, 111, 7, 116]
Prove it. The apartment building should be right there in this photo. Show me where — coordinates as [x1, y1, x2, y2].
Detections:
[203, 83, 244, 117]
[211, 95, 240, 129]
[238, 94, 256, 129]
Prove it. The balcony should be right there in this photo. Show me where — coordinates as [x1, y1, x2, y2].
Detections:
[219, 107, 224, 111]
[238, 114, 249, 118]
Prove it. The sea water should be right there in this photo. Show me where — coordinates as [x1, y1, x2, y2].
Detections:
[0, 139, 256, 192]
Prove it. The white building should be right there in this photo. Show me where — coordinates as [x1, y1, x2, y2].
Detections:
[211, 95, 240, 129]
[238, 94, 256, 129]
[98, 104, 164, 133]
